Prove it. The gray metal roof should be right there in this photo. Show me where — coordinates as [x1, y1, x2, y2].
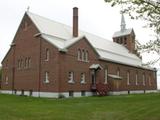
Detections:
[113, 28, 133, 38]
[27, 12, 143, 67]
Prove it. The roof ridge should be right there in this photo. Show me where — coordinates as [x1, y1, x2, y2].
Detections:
[26, 11, 72, 28]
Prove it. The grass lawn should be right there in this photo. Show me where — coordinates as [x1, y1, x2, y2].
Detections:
[0, 93, 160, 120]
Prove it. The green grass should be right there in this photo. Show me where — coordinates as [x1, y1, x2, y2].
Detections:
[0, 93, 160, 120]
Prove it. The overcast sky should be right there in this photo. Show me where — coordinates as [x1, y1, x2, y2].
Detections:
[0, 0, 159, 87]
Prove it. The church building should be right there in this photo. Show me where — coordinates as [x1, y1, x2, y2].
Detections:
[0, 7, 157, 98]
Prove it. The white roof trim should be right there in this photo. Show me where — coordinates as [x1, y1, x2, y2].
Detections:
[108, 74, 122, 80]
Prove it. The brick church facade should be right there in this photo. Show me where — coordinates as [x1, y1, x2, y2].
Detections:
[0, 8, 157, 98]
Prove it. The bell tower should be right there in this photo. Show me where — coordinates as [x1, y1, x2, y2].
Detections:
[113, 13, 136, 54]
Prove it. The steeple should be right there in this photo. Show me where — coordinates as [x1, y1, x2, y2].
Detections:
[120, 13, 126, 32]
[113, 12, 136, 54]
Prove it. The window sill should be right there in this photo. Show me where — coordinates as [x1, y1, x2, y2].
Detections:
[68, 80, 75, 84]
[81, 81, 86, 84]
[44, 81, 50, 84]
[77, 60, 89, 63]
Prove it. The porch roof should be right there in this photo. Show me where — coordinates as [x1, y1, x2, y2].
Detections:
[108, 74, 122, 80]
[89, 64, 103, 70]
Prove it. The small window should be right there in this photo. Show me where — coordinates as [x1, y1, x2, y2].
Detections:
[124, 37, 127, 45]
[21, 90, 24, 95]
[77, 49, 81, 61]
[45, 49, 50, 61]
[143, 74, 145, 86]
[68, 72, 74, 83]
[29, 90, 33, 96]
[80, 73, 86, 84]
[127, 71, 130, 85]
[5, 76, 8, 85]
[44, 72, 49, 83]
[81, 91, 86, 96]
[116, 38, 119, 43]
[104, 68, 108, 84]
[69, 91, 74, 97]
[135, 73, 138, 85]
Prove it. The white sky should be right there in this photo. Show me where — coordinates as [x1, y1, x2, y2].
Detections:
[0, 0, 159, 87]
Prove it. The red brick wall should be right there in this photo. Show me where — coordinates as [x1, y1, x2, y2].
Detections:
[58, 37, 100, 92]
[39, 39, 60, 92]
[1, 14, 157, 94]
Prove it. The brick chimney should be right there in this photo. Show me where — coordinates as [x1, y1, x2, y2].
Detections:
[73, 7, 78, 37]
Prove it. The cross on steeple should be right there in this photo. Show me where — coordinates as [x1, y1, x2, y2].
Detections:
[27, 6, 30, 12]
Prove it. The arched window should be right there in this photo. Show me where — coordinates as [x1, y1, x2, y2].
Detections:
[127, 71, 130, 85]
[149, 75, 151, 86]
[85, 51, 89, 62]
[45, 49, 50, 61]
[68, 71, 74, 83]
[80, 73, 86, 84]
[44, 71, 49, 83]
[82, 50, 85, 61]
[77, 49, 81, 61]
[135, 72, 138, 85]
[5, 76, 8, 85]
[143, 73, 145, 86]
[104, 68, 108, 84]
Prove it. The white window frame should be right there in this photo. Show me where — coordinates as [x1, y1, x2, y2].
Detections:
[44, 72, 49, 83]
[127, 71, 130, 85]
[149, 75, 151, 86]
[68, 72, 74, 83]
[80, 73, 86, 84]
[5, 76, 8, 85]
[85, 51, 89, 62]
[143, 74, 145, 86]
[82, 50, 85, 61]
[135, 73, 138, 85]
[45, 49, 50, 61]
[104, 68, 108, 84]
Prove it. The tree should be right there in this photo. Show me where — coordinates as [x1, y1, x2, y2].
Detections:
[104, 0, 160, 66]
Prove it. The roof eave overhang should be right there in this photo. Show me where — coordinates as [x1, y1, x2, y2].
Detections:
[99, 57, 156, 71]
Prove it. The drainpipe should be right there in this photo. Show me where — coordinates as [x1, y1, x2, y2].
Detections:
[11, 43, 16, 94]
[37, 36, 42, 97]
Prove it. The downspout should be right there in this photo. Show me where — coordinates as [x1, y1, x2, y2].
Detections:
[11, 43, 16, 94]
[38, 37, 42, 97]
